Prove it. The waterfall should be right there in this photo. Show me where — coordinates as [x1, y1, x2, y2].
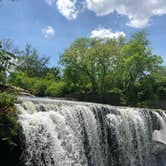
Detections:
[15, 97, 166, 166]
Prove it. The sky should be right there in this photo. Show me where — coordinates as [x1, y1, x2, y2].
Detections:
[0, 0, 166, 66]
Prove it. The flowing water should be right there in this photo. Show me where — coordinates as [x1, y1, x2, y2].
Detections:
[15, 97, 166, 166]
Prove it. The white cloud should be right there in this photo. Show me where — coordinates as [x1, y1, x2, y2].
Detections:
[85, 0, 166, 28]
[90, 28, 125, 39]
[56, 0, 79, 20]
[47, 0, 166, 28]
[41, 26, 55, 38]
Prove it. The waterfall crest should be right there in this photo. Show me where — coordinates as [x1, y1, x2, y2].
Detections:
[15, 97, 166, 166]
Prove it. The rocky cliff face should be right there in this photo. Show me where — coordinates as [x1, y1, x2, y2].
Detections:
[0, 84, 33, 96]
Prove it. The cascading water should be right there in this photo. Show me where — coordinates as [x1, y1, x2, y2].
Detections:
[15, 97, 166, 166]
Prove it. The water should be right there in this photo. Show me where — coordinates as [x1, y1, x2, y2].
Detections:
[15, 97, 166, 166]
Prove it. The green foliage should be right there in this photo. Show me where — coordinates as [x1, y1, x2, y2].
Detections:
[3, 31, 166, 108]
[16, 44, 49, 77]
[0, 92, 16, 110]
[9, 72, 35, 91]
[60, 31, 165, 107]
[1, 137, 17, 149]
[46, 82, 67, 97]
[61, 37, 122, 94]
[113, 31, 162, 92]
[32, 79, 48, 97]
[0, 92, 18, 151]
[0, 72, 7, 84]
[0, 40, 19, 150]
[0, 40, 16, 84]
[9, 71, 67, 97]
[7, 111, 19, 137]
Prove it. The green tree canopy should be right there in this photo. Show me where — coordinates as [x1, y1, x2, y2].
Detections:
[60, 31, 163, 105]
[60, 37, 125, 94]
[16, 44, 49, 77]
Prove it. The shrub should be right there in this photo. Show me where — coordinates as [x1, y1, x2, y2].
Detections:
[31, 79, 48, 96]
[9, 72, 68, 97]
[0, 72, 7, 84]
[0, 92, 18, 151]
[0, 92, 16, 110]
[9, 72, 35, 91]
[46, 81, 67, 97]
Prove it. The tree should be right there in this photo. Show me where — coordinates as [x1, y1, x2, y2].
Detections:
[0, 41, 16, 84]
[44, 67, 61, 81]
[60, 31, 163, 106]
[113, 31, 162, 104]
[60, 37, 124, 94]
[17, 44, 49, 77]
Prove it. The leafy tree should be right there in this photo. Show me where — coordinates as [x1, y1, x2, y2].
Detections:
[0, 41, 16, 84]
[112, 31, 162, 103]
[46, 81, 67, 97]
[3, 32, 166, 108]
[17, 44, 49, 77]
[61, 38, 96, 93]
[60, 31, 164, 106]
[149, 66, 166, 99]
[9, 71, 67, 97]
[60, 37, 124, 95]
[44, 67, 61, 81]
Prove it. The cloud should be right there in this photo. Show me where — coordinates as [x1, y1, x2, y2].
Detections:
[56, 0, 79, 20]
[86, 0, 166, 28]
[41, 26, 55, 38]
[49, 0, 166, 28]
[90, 28, 125, 39]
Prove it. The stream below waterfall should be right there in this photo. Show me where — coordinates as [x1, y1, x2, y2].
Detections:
[15, 97, 166, 166]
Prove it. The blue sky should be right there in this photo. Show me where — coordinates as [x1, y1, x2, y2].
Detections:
[0, 0, 166, 66]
